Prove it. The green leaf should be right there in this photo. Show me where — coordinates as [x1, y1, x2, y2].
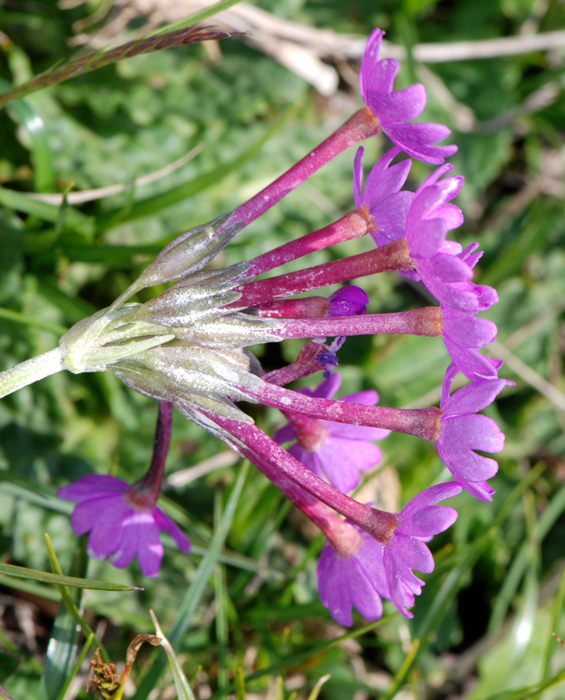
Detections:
[0, 187, 94, 238]
[53, 633, 95, 700]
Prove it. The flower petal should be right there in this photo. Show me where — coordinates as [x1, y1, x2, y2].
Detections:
[58, 474, 129, 502]
[317, 438, 382, 493]
[443, 378, 510, 415]
[153, 507, 191, 553]
[439, 414, 503, 482]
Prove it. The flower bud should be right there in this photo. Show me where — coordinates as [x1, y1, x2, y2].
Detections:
[134, 213, 243, 289]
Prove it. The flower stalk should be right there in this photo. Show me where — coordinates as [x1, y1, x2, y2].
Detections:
[246, 210, 370, 277]
[265, 307, 442, 339]
[0, 347, 63, 399]
[241, 381, 442, 440]
[229, 239, 412, 309]
[230, 107, 381, 230]
[210, 414, 399, 544]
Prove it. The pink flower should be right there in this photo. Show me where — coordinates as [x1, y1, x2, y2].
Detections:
[382, 482, 461, 618]
[441, 305, 501, 382]
[360, 29, 457, 164]
[405, 166, 499, 314]
[353, 146, 414, 247]
[405, 166, 469, 290]
[275, 373, 389, 494]
[317, 529, 389, 626]
[437, 368, 511, 501]
[318, 483, 462, 623]
[58, 474, 190, 577]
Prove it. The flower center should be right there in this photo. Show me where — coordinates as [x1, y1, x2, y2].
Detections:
[125, 483, 159, 510]
[358, 203, 377, 234]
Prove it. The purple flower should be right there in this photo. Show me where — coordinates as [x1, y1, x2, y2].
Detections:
[443, 243, 500, 313]
[58, 474, 190, 577]
[383, 482, 462, 618]
[405, 167, 499, 315]
[437, 367, 511, 501]
[405, 166, 467, 287]
[317, 528, 389, 626]
[353, 146, 414, 247]
[360, 29, 457, 164]
[274, 373, 389, 494]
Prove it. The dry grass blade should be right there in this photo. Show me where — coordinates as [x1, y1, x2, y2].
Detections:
[0, 25, 238, 109]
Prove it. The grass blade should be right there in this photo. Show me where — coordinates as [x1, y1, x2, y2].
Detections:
[0, 561, 142, 591]
[150, 611, 196, 700]
[53, 632, 95, 700]
[0, 27, 236, 110]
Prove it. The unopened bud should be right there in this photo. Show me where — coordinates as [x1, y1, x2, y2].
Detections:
[135, 213, 242, 289]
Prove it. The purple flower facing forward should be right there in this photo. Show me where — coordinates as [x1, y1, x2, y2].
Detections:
[437, 366, 512, 501]
[359, 29, 457, 164]
[274, 373, 390, 494]
[382, 482, 462, 618]
[353, 146, 414, 247]
[318, 527, 389, 626]
[58, 474, 190, 577]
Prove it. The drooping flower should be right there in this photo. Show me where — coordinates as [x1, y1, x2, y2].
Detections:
[353, 146, 413, 247]
[359, 29, 457, 164]
[275, 373, 389, 494]
[58, 474, 190, 577]
[437, 366, 511, 501]
[0, 26, 508, 626]
[382, 482, 462, 618]
[318, 527, 389, 626]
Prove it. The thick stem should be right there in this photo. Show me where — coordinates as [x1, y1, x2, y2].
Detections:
[128, 401, 173, 507]
[227, 239, 411, 309]
[212, 415, 398, 543]
[230, 108, 381, 230]
[247, 211, 368, 277]
[241, 382, 442, 441]
[0, 347, 63, 399]
[268, 307, 442, 339]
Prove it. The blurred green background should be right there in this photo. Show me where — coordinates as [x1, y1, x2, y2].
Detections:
[0, 1, 564, 698]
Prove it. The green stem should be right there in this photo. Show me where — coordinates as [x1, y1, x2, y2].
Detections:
[0, 347, 63, 398]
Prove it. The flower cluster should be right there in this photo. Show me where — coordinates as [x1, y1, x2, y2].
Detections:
[0, 28, 509, 624]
